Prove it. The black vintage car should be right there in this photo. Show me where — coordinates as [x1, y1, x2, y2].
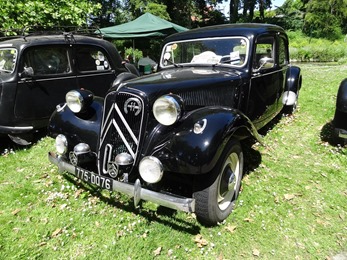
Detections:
[48, 24, 302, 226]
[0, 31, 138, 145]
[332, 79, 347, 145]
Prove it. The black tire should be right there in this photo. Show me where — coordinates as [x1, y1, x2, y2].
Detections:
[193, 139, 243, 226]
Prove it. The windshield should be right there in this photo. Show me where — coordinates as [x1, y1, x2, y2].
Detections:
[161, 37, 249, 68]
[0, 48, 17, 73]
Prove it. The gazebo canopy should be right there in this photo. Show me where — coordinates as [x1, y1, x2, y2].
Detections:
[99, 13, 188, 39]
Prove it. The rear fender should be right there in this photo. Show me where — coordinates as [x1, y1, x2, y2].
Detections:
[283, 65, 302, 106]
[333, 78, 347, 130]
[150, 107, 261, 175]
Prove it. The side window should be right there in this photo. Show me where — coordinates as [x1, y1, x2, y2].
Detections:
[24, 46, 71, 75]
[278, 36, 288, 65]
[76, 47, 111, 72]
[253, 36, 275, 70]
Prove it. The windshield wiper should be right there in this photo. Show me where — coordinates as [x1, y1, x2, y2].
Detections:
[164, 58, 183, 68]
[212, 59, 240, 67]
[0, 69, 12, 73]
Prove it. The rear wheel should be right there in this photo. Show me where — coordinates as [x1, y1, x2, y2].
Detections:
[193, 139, 243, 226]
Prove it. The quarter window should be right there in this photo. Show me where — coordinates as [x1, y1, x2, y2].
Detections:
[76, 47, 111, 72]
[24, 46, 71, 75]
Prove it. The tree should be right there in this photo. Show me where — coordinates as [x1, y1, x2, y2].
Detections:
[303, 0, 347, 40]
[0, 0, 101, 34]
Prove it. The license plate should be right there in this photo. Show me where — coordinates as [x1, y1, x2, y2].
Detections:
[74, 167, 113, 191]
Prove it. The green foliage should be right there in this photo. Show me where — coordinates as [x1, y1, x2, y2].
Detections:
[0, 0, 101, 33]
[124, 47, 143, 63]
[288, 31, 347, 62]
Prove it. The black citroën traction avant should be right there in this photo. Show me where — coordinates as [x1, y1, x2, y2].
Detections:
[48, 24, 302, 226]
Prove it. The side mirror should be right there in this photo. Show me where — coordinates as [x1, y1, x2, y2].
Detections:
[253, 57, 274, 73]
[20, 67, 34, 78]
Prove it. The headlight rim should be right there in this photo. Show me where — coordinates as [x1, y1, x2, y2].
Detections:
[153, 94, 183, 126]
[55, 134, 68, 155]
[139, 156, 164, 184]
[66, 90, 83, 113]
[65, 89, 94, 114]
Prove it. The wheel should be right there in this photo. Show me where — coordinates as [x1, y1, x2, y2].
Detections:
[193, 139, 243, 226]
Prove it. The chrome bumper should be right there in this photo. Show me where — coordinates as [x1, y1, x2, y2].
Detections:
[48, 152, 195, 213]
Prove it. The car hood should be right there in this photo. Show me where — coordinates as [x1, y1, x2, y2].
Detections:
[119, 67, 244, 98]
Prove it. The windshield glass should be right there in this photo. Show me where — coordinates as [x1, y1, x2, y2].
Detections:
[161, 37, 249, 68]
[0, 48, 17, 73]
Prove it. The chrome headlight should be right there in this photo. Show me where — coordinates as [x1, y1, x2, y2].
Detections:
[153, 95, 182, 126]
[66, 89, 93, 113]
[139, 156, 163, 184]
[55, 134, 68, 155]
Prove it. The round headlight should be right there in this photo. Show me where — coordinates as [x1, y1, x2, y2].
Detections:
[66, 90, 83, 113]
[139, 156, 163, 184]
[66, 90, 93, 113]
[55, 134, 68, 155]
[153, 95, 182, 126]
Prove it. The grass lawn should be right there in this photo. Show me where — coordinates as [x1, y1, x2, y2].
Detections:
[0, 63, 346, 259]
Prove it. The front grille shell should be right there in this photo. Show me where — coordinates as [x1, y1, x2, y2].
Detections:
[98, 91, 146, 176]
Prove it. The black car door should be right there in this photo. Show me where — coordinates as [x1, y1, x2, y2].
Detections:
[15, 45, 76, 121]
[248, 34, 285, 129]
[74, 45, 116, 97]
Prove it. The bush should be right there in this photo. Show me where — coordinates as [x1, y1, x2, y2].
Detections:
[288, 31, 347, 62]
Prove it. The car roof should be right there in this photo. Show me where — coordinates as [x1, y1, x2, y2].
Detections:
[0, 33, 114, 50]
[163, 23, 286, 43]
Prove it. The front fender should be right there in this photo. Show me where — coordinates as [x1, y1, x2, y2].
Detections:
[149, 107, 259, 175]
[48, 97, 104, 152]
[335, 79, 347, 113]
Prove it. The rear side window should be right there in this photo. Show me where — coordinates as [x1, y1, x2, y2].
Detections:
[278, 36, 288, 65]
[76, 46, 111, 72]
[24, 46, 71, 75]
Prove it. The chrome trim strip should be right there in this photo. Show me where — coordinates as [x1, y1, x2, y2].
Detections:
[112, 119, 136, 158]
[114, 103, 138, 145]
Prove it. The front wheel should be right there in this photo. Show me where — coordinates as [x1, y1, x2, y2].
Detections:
[193, 139, 243, 226]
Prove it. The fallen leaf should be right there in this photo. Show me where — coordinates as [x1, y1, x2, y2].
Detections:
[60, 204, 67, 210]
[74, 189, 83, 198]
[167, 249, 173, 256]
[244, 218, 253, 222]
[253, 249, 260, 257]
[11, 209, 21, 215]
[225, 225, 237, 233]
[116, 230, 125, 237]
[153, 247, 162, 256]
[51, 228, 62, 238]
[284, 194, 295, 201]
[194, 234, 208, 247]
[38, 242, 47, 247]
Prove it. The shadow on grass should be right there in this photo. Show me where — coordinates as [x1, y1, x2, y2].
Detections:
[320, 121, 347, 150]
[0, 130, 47, 155]
[241, 113, 286, 176]
[63, 173, 201, 235]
